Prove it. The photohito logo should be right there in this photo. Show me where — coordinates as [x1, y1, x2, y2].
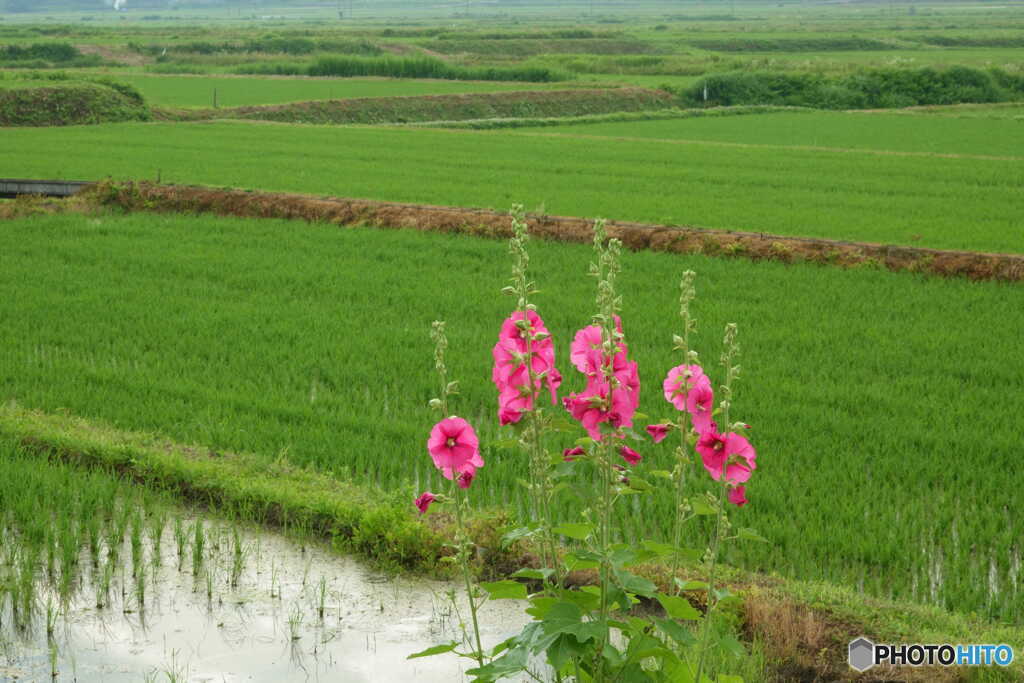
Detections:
[848, 637, 1015, 672]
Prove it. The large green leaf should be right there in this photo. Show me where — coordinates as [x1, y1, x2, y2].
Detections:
[480, 580, 527, 600]
[656, 593, 701, 620]
[407, 641, 458, 659]
[552, 522, 595, 540]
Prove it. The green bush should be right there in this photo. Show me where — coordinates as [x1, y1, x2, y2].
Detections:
[237, 54, 571, 83]
[683, 66, 1018, 109]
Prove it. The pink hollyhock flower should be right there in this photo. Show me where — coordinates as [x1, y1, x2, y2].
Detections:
[646, 424, 672, 443]
[492, 311, 561, 421]
[728, 485, 747, 507]
[696, 430, 756, 484]
[427, 417, 483, 480]
[564, 373, 638, 441]
[570, 319, 629, 377]
[458, 469, 475, 490]
[686, 381, 715, 435]
[414, 492, 436, 514]
[620, 445, 641, 465]
[662, 365, 709, 411]
[563, 446, 585, 462]
[570, 325, 604, 375]
[616, 358, 641, 414]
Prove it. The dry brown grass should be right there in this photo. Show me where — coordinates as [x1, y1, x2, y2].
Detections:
[82, 181, 1024, 283]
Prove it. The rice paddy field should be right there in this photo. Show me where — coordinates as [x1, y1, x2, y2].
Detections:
[3, 2, 1024, 678]
[0, 210, 1022, 625]
[90, 74, 565, 108]
[2, 115, 1021, 253]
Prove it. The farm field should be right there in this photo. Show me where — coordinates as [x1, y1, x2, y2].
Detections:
[543, 110, 1024, 157]
[1, 211, 1022, 624]
[91, 73, 564, 108]
[4, 3, 1024, 678]
[1, 119, 1021, 253]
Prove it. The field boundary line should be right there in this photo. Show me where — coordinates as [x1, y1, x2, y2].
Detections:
[80, 181, 1024, 282]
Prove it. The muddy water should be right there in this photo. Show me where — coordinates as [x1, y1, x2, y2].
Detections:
[0, 520, 533, 682]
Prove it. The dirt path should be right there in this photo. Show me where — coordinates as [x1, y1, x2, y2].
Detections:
[85, 181, 1024, 282]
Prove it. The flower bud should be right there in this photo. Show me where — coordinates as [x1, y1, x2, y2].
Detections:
[428, 398, 442, 411]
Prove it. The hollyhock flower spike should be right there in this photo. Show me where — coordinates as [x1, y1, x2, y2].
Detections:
[620, 445, 642, 466]
[414, 492, 436, 514]
[696, 430, 756, 485]
[727, 485, 747, 507]
[663, 364, 710, 411]
[427, 416, 483, 480]
[646, 423, 672, 443]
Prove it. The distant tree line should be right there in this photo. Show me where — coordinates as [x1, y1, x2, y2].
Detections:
[1, 0, 331, 12]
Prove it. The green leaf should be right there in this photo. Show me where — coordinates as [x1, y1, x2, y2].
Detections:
[690, 498, 717, 516]
[407, 641, 458, 659]
[540, 601, 583, 635]
[656, 593, 701, 620]
[500, 525, 537, 548]
[675, 578, 709, 592]
[719, 634, 746, 659]
[557, 586, 601, 612]
[510, 568, 553, 581]
[615, 569, 657, 598]
[525, 596, 557, 619]
[649, 469, 674, 480]
[481, 580, 527, 600]
[656, 617, 698, 647]
[640, 540, 675, 557]
[563, 621, 605, 643]
[546, 633, 586, 671]
[737, 527, 768, 543]
[563, 551, 600, 571]
[547, 418, 578, 433]
[624, 476, 653, 492]
[552, 522, 594, 540]
[490, 438, 518, 450]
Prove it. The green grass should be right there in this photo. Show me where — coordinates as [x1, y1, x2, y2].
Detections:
[0, 210, 1021, 624]
[1, 119, 1020, 253]
[545, 110, 1024, 157]
[100, 74, 563, 108]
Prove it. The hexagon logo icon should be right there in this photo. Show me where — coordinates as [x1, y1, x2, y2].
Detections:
[849, 637, 876, 672]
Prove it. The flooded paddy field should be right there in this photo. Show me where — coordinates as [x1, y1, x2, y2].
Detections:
[0, 445, 530, 682]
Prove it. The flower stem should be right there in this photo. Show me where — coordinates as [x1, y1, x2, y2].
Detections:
[452, 477, 485, 669]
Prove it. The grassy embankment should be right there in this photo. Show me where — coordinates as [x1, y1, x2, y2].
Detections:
[0, 79, 149, 126]
[0, 118, 1020, 253]
[0, 211, 1021, 626]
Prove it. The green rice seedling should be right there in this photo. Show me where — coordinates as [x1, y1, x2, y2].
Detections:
[96, 559, 113, 610]
[86, 513, 101, 570]
[269, 560, 279, 600]
[44, 596, 55, 639]
[173, 518, 186, 572]
[315, 576, 327, 621]
[130, 508, 143, 578]
[287, 604, 303, 641]
[135, 560, 146, 612]
[230, 528, 246, 589]
[191, 521, 205, 579]
[149, 509, 166, 569]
